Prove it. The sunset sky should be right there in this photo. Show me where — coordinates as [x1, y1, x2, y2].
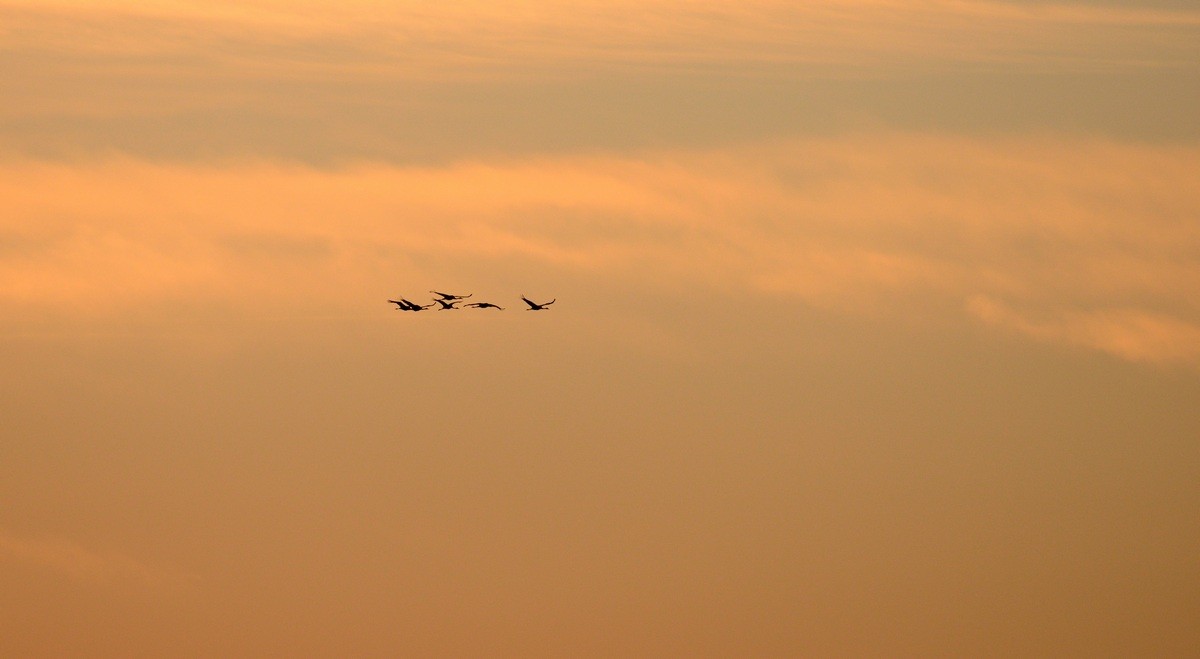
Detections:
[3, 0, 1199, 655]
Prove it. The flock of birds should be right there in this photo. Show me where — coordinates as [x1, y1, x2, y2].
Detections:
[388, 290, 556, 312]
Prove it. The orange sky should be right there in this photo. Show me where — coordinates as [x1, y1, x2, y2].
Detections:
[2, 1, 1199, 656]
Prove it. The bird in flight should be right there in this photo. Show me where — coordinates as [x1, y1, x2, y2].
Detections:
[463, 302, 504, 310]
[403, 298, 434, 310]
[433, 299, 462, 310]
[431, 290, 472, 300]
[388, 298, 432, 311]
[521, 296, 555, 311]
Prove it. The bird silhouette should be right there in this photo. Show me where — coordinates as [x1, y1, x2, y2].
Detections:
[401, 298, 434, 311]
[388, 298, 432, 311]
[431, 291, 472, 301]
[521, 296, 555, 310]
[433, 299, 462, 310]
[463, 302, 504, 310]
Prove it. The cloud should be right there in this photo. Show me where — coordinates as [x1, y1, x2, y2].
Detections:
[968, 296, 1200, 365]
[5, 0, 1196, 161]
[0, 527, 200, 591]
[1, 133, 1198, 365]
[2, 0, 1197, 95]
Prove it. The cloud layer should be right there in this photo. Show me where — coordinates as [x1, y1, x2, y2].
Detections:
[4, 0, 1198, 89]
[6, 0, 1198, 162]
[3, 133, 1198, 365]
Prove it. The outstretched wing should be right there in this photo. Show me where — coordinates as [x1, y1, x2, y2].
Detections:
[520, 295, 537, 309]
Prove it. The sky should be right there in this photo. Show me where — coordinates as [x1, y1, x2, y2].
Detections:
[2, 0, 1199, 655]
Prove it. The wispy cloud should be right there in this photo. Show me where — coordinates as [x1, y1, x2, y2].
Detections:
[0, 527, 200, 591]
[3, 0, 1197, 90]
[968, 296, 1200, 365]
[5, 0, 1195, 160]
[2, 133, 1198, 365]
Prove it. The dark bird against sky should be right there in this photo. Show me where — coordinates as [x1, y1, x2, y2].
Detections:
[388, 298, 433, 311]
[389, 295, 555, 312]
[521, 296, 555, 310]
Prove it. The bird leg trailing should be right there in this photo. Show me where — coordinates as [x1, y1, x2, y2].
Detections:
[464, 302, 504, 310]
[431, 290, 472, 300]
[520, 295, 556, 310]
